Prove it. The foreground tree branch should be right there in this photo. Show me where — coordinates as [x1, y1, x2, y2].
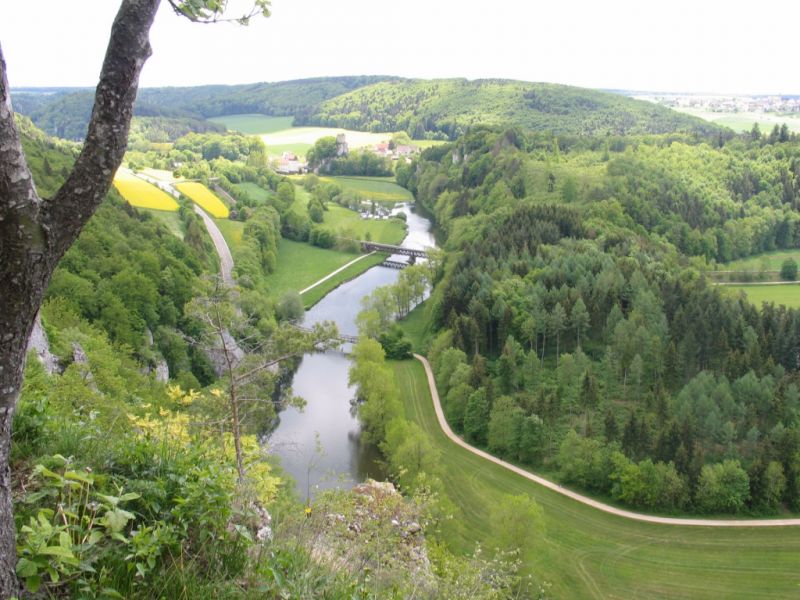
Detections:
[0, 2, 161, 596]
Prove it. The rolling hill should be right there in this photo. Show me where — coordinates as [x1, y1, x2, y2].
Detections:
[13, 76, 722, 142]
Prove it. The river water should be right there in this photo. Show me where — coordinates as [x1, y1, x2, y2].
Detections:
[266, 204, 435, 499]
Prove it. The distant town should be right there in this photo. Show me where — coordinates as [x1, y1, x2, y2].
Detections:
[634, 93, 800, 115]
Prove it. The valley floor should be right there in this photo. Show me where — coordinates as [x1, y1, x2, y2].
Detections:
[393, 358, 800, 598]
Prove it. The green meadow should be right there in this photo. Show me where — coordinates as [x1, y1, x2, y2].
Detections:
[722, 249, 800, 272]
[322, 176, 414, 203]
[724, 283, 800, 308]
[208, 114, 294, 135]
[233, 181, 273, 202]
[262, 238, 362, 299]
[393, 359, 800, 599]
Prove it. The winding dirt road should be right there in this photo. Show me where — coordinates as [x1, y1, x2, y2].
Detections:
[193, 205, 234, 286]
[413, 353, 800, 527]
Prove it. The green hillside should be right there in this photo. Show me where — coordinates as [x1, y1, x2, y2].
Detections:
[304, 78, 722, 138]
[14, 76, 721, 143]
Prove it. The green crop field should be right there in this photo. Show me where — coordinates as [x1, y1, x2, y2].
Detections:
[208, 114, 295, 135]
[392, 359, 800, 599]
[261, 126, 391, 158]
[722, 249, 800, 272]
[322, 176, 414, 203]
[724, 283, 800, 308]
[234, 182, 273, 203]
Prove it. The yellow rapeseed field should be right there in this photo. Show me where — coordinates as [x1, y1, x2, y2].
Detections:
[113, 170, 179, 211]
[175, 182, 230, 218]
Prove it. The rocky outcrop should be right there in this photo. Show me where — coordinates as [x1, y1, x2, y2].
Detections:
[308, 480, 432, 590]
[26, 313, 60, 375]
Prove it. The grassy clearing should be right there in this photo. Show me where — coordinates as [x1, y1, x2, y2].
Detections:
[392, 359, 800, 599]
[322, 176, 414, 203]
[234, 182, 273, 202]
[113, 169, 178, 211]
[300, 253, 386, 309]
[722, 249, 800, 272]
[139, 167, 180, 182]
[208, 114, 294, 135]
[263, 238, 361, 298]
[724, 284, 800, 308]
[140, 208, 184, 239]
[396, 300, 433, 352]
[175, 182, 230, 218]
[261, 126, 392, 158]
[213, 218, 244, 251]
[322, 204, 407, 244]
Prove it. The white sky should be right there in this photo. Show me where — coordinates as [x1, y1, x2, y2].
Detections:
[1, 0, 799, 94]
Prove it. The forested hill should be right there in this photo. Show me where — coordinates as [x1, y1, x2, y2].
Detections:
[400, 128, 800, 516]
[302, 78, 721, 138]
[14, 76, 718, 141]
[12, 76, 396, 140]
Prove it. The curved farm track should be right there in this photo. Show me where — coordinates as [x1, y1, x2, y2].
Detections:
[413, 353, 800, 528]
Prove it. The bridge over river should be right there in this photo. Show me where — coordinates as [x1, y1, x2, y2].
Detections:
[360, 241, 429, 259]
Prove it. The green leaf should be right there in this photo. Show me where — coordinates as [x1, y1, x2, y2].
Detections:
[119, 492, 141, 503]
[104, 508, 134, 533]
[15, 558, 38, 578]
[100, 588, 126, 600]
[40, 545, 76, 560]
[25, 574, 42, 594]
[59, 531, 71, 549]
[46, 566, 59, 583]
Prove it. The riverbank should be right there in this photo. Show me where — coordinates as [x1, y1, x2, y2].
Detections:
[392, 358, 800, 598]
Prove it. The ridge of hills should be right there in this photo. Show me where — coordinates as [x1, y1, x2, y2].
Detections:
[13, 75, 721, 141]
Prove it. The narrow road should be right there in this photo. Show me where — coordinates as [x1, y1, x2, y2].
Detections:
[194, 205, 234, 286]
[298, 252, 377, 295]
[413, 353, 800, 528]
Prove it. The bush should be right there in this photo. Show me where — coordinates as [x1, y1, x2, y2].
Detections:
[780, 258, 798, 281]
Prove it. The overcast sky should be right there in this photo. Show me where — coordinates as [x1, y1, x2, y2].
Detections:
[2, 0, 798, 94]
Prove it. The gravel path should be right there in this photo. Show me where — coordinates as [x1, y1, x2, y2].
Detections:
[298, 252, 377, 295]
[413, 353, 800, 528]
[194, 205, 234, 286]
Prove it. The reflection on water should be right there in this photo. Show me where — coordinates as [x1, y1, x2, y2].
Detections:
[266, 204, 434, 497]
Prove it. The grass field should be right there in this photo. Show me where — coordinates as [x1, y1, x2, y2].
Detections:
[722, 249, 800, 272]
[262, 239, 363, 299]
[113, 169, 179, 211]
[299, 253, 386, 308]
[139, 167, 180, 182]
[323, 204, 407, 244]
[724, 284, 800, 308]
[392, 359, 800, 598]
[208, 114, 294, 135]
[234, 182, 273, 202]
[141, 208, 184, 239]
[213, 218, 244, 250]
[175, 182, 230, 218]
[674, 107, 800, 133]
[321, 176, 414, 203]
[396, 300, 433, 352]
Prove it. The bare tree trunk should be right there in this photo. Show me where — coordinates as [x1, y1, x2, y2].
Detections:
[0, 2, 160, 595]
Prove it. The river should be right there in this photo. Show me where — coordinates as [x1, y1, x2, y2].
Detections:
[266, 204, 436, 499]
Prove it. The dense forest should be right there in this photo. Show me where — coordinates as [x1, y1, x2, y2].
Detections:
[305, 79, 721, 138]
[399, 126, 800, 515]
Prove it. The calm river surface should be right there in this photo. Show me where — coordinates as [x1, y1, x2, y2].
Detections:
[266, 204, 435, 498]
